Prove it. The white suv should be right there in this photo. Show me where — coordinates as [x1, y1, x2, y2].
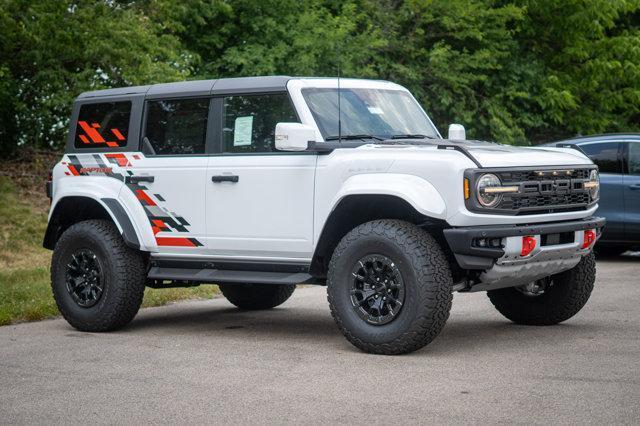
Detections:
[44, 76, 604, 354]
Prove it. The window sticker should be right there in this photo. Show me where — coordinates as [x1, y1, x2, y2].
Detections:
[367, 106, 384, 115]
[233, 116, 254, 146]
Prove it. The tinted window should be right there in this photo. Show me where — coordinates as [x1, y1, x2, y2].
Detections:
[145, 99, 209, 155]
[628, 142, 640, 175]
[75, 101, 131, 148]
[580, 142, 621, 174]
[223, 93, 298, 153]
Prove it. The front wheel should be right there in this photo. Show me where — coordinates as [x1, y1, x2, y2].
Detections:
[327, 220, 453, 355]
[487, 253, 596, 325]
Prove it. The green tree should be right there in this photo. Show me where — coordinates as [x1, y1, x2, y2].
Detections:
[0, 0, 193, 152]
[142, 0, 384, 78]
[362, 0, 530, 142]
[515, 0, 640, 141]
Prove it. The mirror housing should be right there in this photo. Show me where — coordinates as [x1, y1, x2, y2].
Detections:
[275, 123, 316, 151]
[448, 123, 466, 140]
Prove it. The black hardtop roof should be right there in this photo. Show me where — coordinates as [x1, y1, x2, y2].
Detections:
[77, 75, 293, 100]
[76, 76, 395, 100]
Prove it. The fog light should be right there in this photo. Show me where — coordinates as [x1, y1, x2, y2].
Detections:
[521, 236, 537, 257]
[582, 229, 596, 249]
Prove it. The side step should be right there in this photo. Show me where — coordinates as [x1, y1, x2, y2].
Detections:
[147, 266, 314, 286]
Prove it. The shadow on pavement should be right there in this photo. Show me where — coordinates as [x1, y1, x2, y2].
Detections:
[116, 296, 606, 357]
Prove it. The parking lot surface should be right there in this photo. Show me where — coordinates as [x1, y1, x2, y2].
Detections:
[1, 257, 639, 424]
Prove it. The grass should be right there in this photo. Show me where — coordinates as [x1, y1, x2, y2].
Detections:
[0, 174, 218, 326]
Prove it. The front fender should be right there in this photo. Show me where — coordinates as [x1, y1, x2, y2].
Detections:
[330, 173, 447, 219]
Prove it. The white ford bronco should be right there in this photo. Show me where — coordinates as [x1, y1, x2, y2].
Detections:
[45, 76, 604, 354]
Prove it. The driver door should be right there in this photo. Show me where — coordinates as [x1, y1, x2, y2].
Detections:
[204, 93, 317, 262]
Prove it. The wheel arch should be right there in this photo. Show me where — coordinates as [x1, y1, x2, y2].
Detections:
[310, 194, 450, 278]
[43, 195, 140, 250]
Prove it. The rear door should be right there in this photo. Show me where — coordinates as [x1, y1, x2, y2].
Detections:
[580, 141, 625, 242]
[623, 141, 640, 243]
[123, 97, 211, 254]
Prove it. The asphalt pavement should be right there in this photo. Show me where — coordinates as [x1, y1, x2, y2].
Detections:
[1, 256, 639, 424]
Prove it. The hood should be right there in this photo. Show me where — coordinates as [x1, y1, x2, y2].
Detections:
[465, 144, 592, 168]
[360, 139, 593, 168]
[467, 145, 593, 167]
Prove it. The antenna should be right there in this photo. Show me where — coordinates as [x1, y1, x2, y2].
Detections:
[337, 44, 342, 143]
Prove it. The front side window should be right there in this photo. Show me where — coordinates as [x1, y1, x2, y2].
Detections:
[580, 142, 621, 174]
[302, 88, 439, 140]
[75, 101, 131, 148]
[223, 93, 298, 153]
[627, 142, 640, 175]
[145, 98, 209, 155]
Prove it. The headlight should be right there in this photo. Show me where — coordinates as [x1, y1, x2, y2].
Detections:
[476, 173, 502, 207]
[585, 169, 599, 200]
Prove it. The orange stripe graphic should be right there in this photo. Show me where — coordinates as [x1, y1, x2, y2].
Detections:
[111, 128, 126, 140]
[155, 237, 197, 247]
[78, 121, 105, 143]
[135, 189, 157, 206]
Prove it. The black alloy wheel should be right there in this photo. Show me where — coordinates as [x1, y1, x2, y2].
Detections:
[65, 248, 104, 308]
[350, 254, 405, 325]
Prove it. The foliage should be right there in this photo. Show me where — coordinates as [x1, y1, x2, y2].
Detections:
[0, 0, 193, 153]
[1, 0, 639, 151]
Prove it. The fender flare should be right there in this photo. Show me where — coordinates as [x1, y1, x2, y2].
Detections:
[100, 198, 140, 249]
[329, 173, 446, 219]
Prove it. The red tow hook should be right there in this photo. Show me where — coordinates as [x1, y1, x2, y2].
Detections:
[582, 229, 596, 249]
[521, 236, 537, 257]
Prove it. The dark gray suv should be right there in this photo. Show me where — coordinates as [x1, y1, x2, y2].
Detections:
[550, 134, 640, 254]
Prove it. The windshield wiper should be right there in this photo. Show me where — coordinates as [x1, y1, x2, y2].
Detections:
[325, 134, 385, 141]
[390, 134, 435, 139]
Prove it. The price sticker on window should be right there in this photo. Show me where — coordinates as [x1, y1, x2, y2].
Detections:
[234, 116, 254, 146]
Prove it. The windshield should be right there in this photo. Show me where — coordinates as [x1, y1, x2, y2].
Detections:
[301, 88, 439, 140]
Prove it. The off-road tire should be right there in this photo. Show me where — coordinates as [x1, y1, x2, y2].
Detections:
[327, 220, 453, 355]
[487, 253, 596, 325]
[51, 220, 146, 331]
[219, 284, 296, 310]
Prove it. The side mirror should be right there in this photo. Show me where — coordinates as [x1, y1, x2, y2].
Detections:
[275, 123, 316, 151]
[448, 123, 466, 140]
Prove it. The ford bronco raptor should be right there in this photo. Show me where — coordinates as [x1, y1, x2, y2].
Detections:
[44, 76, 604, 354]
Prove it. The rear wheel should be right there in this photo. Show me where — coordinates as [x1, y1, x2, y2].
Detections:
[219, 283, 295, 310]
[487, 253, 596, 325]
[327, 220, 453, 355]
[51, 220, 147, 331]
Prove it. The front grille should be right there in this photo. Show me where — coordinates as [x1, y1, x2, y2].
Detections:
[496, 168, 590, 183]
[502, 192, 590, 214]
[466, 166, 597, 215]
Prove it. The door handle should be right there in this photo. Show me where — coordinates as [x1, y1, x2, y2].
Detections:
[629, 184, 640, 191]
[125, 175, 154, 184]
[211, 175, 239, 183]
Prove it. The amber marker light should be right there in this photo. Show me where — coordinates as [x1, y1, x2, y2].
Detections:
[464, 178, 470, 199]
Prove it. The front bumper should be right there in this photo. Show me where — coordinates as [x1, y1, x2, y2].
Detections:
[444, 217, 605, 291]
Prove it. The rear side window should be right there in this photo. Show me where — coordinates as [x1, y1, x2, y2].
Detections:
[580, 142, 621, 174]
[74, 101, 131, 148]
[223, 93, 298, 153]
[144, 98, 209, 155]
[627, 142, 640, 175]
